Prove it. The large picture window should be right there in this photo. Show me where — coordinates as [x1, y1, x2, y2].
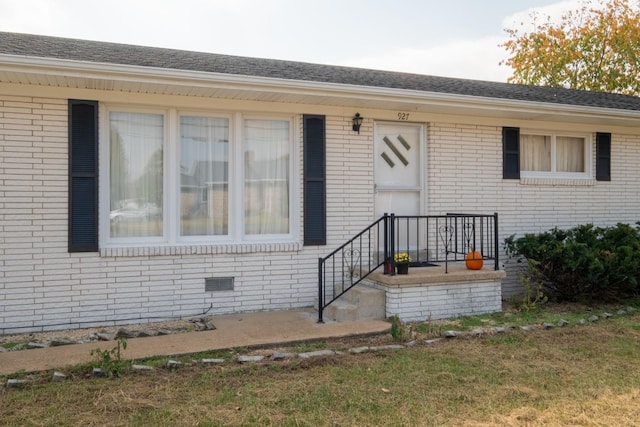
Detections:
[103, 107, 294, 246]
[520, 131, 589, 178]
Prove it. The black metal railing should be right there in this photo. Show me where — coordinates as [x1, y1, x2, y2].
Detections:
[317, 212, 499, 323]
[317, 216, 388, 323]
[389, 213, 499, 273]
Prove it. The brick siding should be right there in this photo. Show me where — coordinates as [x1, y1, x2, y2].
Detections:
[2, 95, 640, 332]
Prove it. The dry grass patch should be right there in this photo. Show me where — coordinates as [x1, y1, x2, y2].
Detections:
[1, 312, 639, 426]
[477, 389, 640, 426]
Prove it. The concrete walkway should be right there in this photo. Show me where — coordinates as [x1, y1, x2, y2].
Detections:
[0, 309, 390, 375]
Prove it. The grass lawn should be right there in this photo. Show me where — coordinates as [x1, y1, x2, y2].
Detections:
[2, 304, 640, 426]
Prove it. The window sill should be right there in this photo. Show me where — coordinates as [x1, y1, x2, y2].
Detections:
[519, 177, 596, 186]
[99, 241, 303, 257]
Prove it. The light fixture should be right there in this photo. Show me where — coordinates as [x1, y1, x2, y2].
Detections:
[352, 113, 363, 134]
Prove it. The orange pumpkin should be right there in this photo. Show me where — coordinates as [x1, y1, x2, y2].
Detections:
[465, 251, 483, 270]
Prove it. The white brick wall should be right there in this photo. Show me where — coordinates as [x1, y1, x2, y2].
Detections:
[325, 115, 375, 242]
[366, 279, 502, 322]
[1, 102, 379, 333]
[2, 94, 640, 332]
[427, 122, 640, 296]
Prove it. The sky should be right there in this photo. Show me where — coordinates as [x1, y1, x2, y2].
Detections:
[0, 0, 591, 82]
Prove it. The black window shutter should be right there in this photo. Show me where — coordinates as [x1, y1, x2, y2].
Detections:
[502, 127, 520, 179]
[303, 115, 326, 245]
[68, 100, 99, 252]
[596, 132, 611, 181]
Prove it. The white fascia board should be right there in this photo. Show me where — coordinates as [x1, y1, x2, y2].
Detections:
[1, 53, 640, 123]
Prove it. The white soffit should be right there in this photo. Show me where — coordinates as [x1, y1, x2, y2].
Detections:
[1, 54, 640, 127]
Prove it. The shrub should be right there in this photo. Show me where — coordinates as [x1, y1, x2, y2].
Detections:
[505, 223, 640, 303]
[390, 315, 406, 342]
[90, 337, 129, 377]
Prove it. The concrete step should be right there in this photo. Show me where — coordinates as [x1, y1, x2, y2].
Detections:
[342, 285, 385, 318]
[324, 284, 386, 322]
[324, 300, 360, 322]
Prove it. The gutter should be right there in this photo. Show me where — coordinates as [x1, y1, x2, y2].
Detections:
[1, 53, 640, 123]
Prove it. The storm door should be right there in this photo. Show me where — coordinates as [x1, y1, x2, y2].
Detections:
[374, 122, 425, 261]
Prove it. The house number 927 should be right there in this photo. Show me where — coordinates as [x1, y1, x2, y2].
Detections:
[397, 112, 410, 121]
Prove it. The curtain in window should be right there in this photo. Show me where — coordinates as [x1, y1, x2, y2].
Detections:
[520, 134, 551, 171]
[109, 112, 163, 238]
[180, 116, 229, 236]
[243, 119, 290, 235]
[556, 136, 584, 172]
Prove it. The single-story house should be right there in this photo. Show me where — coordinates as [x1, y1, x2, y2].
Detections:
[1, 32, 640, 333]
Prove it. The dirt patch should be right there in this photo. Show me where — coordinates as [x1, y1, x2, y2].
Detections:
[0, 317, 209, 350]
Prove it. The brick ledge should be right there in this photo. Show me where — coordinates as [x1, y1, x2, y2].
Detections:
[99, 242, 303, 257]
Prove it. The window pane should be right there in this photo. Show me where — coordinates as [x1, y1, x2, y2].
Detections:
[180, 116, 229, 236]
[109, 112, 163, 238]
[244, 119, 290, 235]
[557, 136, 585, 172]
[521, 134, 551, 171]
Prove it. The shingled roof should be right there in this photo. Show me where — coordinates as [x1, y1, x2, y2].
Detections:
[1, 31, 640, 112]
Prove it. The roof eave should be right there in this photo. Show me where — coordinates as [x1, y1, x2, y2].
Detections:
[1, 54, 640, 126]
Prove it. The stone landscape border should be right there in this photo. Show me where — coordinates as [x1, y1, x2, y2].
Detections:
[4, 307, 635, 388]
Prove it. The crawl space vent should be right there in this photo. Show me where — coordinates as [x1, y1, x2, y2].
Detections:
[205, 277, 234, 292]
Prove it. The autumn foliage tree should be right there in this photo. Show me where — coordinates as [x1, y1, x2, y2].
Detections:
[502, 0, 640, 95]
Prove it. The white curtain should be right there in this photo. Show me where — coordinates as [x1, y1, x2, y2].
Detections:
[243, 119, 290, 235]
[180, 116, 229, 236]
[109, 112, 163, 238]
[556, 136, 584, 172]
[520, 134, 551, 172]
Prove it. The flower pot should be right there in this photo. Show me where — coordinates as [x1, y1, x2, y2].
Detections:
[465, 251, 483, 270]
[396, 263, 409, 275]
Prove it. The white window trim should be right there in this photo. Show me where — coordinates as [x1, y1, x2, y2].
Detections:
[240, 113, 299, 243]
[99, 105, 169, 248]
[99, 105, 300, 249]
[519, 129, 592, 180]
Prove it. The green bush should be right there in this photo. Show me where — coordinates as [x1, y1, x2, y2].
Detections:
[505, 223, 640, 302]
[90, 337, 129, 377]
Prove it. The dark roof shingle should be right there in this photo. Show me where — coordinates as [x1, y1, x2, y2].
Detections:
[2, 31, 640, 111]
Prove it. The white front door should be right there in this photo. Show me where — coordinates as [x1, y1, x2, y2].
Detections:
[374, 122, 424, 218]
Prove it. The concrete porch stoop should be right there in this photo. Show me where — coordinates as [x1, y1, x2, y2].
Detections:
[323, 284, 386, 322]
[364, 263, 506, 322]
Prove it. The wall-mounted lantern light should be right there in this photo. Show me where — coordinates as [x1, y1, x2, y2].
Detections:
[352, 113, 363, 134]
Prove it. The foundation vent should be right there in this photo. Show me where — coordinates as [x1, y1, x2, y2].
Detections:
[205, 277, 234, 292]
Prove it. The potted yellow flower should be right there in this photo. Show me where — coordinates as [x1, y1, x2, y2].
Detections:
[394, 252, 411, 275]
